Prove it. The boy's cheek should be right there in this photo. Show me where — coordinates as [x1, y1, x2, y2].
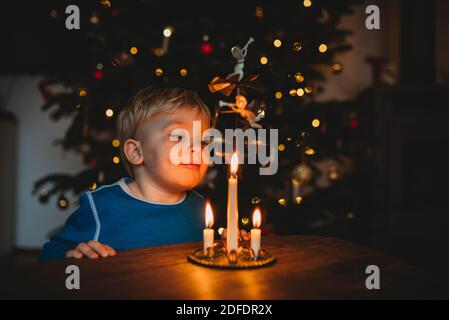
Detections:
[199, 164, 208, 179]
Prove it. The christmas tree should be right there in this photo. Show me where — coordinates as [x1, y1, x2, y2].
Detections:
[35, 0, 368, 239]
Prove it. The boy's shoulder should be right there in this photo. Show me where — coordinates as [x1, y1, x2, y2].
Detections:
[87, 177, 206, 207]
[81, 179, 129, 212]
[87, 179, 125, 199]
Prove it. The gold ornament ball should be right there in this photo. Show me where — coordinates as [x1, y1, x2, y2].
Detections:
[155, 68, 164, 76]
[112, 139, 120, 148]
[275, 91, 283, 99]
[331, 62, 343, 74]
[296, 88, 305, 96]
[305, 147, 316, 155]
[163, 26, 174, 38]
[57, 195, 69, 210]
[154, 48, 164, 57]
[292, 42, 303, 52]
[251, 196, 261, 204]
[319, 43, 328, 53]
[295, 73, 305, 83]
[105, 108, 114, 117]
[179, 68, 188, 77]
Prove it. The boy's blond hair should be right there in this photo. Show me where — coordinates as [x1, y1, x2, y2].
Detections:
[117, 86, 211, 178]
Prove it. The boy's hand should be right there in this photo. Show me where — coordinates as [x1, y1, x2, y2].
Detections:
[66, 240, 116, 259]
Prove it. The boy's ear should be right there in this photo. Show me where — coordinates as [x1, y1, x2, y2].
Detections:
[123, 139, 144, 166]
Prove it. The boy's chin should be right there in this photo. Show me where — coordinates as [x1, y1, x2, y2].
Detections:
[166, 166, 205, 190]
[168, 175, 197, 188]
[172, 180, 200, 191]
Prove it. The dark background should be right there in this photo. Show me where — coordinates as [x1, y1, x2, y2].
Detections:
[1, 0, 449, 293]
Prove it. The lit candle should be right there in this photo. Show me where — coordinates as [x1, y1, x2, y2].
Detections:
[226, 153, 239, 253]
[251, 208, 262, 259]
[203, 201, 214, 252]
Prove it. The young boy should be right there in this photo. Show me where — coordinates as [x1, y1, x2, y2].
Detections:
[38, 86, 211, 261]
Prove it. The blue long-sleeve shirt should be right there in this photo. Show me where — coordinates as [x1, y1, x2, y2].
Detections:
[38, 178, 205, 261]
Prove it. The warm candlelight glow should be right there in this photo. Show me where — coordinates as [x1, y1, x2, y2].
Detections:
[230, 153, 238, 175]
[205, 202, 214, 228]
[252, 208, 262, 228]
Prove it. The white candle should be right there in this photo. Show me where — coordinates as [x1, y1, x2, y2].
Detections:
[203, 202, 214, 252]
[226, 153, 239, 253]
[251, 208, 262, 259]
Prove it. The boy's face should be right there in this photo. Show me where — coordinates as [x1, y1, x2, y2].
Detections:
[138, 107, 209, 192]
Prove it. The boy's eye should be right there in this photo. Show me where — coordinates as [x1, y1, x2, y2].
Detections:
[169, 134, 210, 146]
[170, 134, 183, 142]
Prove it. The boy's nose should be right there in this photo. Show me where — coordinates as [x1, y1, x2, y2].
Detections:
[190, 146, 202, 164]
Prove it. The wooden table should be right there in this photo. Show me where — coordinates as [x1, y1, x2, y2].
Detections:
[7, 235, 440, 299]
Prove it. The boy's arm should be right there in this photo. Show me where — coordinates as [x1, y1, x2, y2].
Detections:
[38, 193, 98, 262]
[38, 238, 77, 262]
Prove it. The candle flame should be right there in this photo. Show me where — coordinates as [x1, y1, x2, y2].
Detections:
[252, 208, 262, 228]
[205, 201, 214, 228]
[230, 153, 238, 174]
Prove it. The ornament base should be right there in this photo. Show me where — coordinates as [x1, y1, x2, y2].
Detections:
[187, 240, 276, 269]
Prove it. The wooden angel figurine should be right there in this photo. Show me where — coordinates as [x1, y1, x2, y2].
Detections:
[208, 37, 257, 96]
[219, 95, 265, 128]
[229, 37, 254, 81]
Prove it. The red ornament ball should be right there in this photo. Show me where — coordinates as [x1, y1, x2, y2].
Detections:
[349, 119, 359, 128]
[200, 42, 213, 55]
[94, 70, 104, 80]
